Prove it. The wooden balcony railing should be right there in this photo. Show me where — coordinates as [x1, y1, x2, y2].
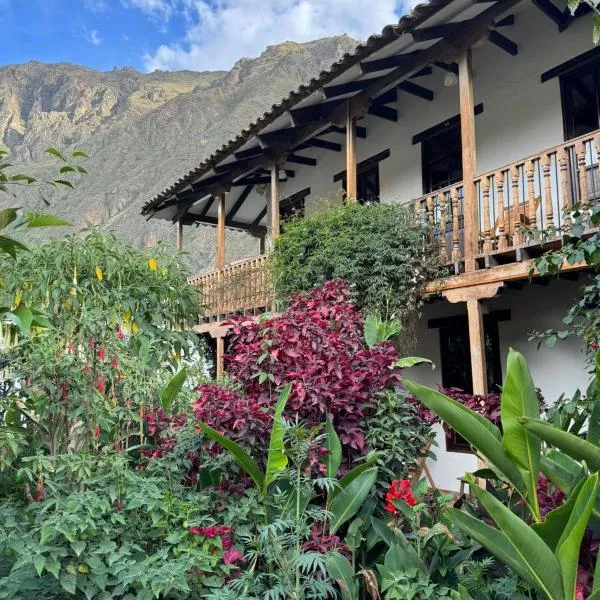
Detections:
[191, 129, 600, 320]
[188, 254, 273, 319]
[416, 128, 600, 268]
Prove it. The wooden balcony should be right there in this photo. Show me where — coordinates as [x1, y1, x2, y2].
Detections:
[189, 254, 273, 321]
[416, 129, 600, 271]
[190, 129, 600, 322]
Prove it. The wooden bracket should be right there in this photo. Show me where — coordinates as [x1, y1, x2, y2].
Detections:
[442, 282, 504, 303]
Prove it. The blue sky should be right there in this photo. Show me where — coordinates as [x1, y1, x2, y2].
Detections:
[1, 0, 410, 73]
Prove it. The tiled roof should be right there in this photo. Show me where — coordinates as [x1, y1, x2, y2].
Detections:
[141, 0, 448, 215]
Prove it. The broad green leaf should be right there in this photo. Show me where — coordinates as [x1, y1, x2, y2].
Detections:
[263, 383, 292, 493]
[59, 165, 76, 174]
[370, 516, 396, 547]
[555, 473, 599, 600]
[541, 450, 585, 495]
[0, 208, 18, 229]
[198, 423, 264, 490]
[0, 235, 29, 257]
[329, 454, 379, 503]
[4, 307, 34, 335]
[521, 418, 600, 472]
[60, 572, 77, 595]
[160, 368, 187, 409]
[53, 179, 74, 189]
[383, 530, 423, 571]
[588, 400, 600, 446]
[501, 349, 541, 521]
[23, 213, 71, 228]
[46, 147, 67, 162]
[325, 552, 358, 600]
[532, 479, 585, 550]
[329, 467, 377, 533]
[447, 508, 563, 600]
[364, 313, 379, 348]
[404, 380, 528, 505]
[393, 356, 434, 369]
[71, 150, 88, 158]
[325, 417, 342, 479]
[33, 555, 46, 577]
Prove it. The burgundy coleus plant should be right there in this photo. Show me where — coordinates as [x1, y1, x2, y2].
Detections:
[218, 280, 400, 459]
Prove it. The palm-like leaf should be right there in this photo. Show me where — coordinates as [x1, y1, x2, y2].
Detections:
[263, 383, 292, 493]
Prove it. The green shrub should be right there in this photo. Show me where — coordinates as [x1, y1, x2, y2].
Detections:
[270, 202, 441, 323]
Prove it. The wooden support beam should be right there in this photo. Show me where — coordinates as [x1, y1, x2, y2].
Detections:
[176, 219, 183, 251]
[488, 30, 518, 55]
[270, 163, 280, 241]
[324, 125, 367, 139]
[346, 99, 357, 201]
[232, 176, 270, 186]
[532, 0, 569, 30]
[216, 192, 226, 270]
[286, 154, 317, 166]
[467, 298, 487, 395]
[494, 14, 515, 27]
[367, 103, 398, 121]
[412, 22, 466, 42]
[253, 206, 267, 226]
[226, 184, 254, 221]
[434, 61, 459, 74]
[199, 196, 214, 218]
[459, 48, 478, 274]
[360, 50, 422, 74]
[373, 87, 398, 105]
[398, 80, 434, 101]
[216, 336, 224, 379]
[301, 138, 342, 152]
[288, 98, 346, 127]
[411, 66, 433, 78]
[234, 146, 264, 160]
[323, 78, 381, 99]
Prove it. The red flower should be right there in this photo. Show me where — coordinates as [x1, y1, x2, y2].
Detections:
[223, 549, 244, 565]
[94, 424, 101, 438]
[116, 328, 125, 340]
[66, 341, 75, 354]
[189, 525, 233, 538]
[98, 346, 106, 361]
[96, 376, 105, 394]
[89, 338, 95, 350]
[116, 499, 122, 512]
[111, 357, 119, 369]
[590, 341, 599, 350]
[385, 479, 416, 515]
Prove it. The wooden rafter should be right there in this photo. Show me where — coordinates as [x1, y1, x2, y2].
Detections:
[532, 0, 569, 30]
[398, 80, 434, 101]
[488, 30, 518, 55]
[360, 50, 422, 74]
[226, 184, 254, 221]
[297, 138, 342, 152]
[286, 154, 317, 166]
[367, 103, 398, 121]
[324, 124, 368, 139]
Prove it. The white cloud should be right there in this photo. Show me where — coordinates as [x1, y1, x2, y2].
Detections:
[141, 0, 400, 72]
[121, 0, 176, 20]
[84, 27, 103, 45]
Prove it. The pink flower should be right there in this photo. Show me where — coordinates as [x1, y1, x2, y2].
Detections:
[116, 328, 125, 340]
[98, 346, 106, 361]
[66, 342, 75, 354]
[112, 357, 119, 369]
[94, 424, 101, 438]
[223, 549, 243, 565]
[96, 376, 105, 394]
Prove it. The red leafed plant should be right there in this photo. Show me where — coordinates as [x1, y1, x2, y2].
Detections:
[198, 280, 400, 459]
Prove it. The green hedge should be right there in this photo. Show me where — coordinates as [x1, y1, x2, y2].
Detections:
[270, 202, 441, 320]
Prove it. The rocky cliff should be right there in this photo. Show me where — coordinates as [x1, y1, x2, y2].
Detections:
[0, 36, 356, 271]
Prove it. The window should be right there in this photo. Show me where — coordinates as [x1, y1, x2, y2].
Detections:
[428, 311, 509, 452]
[561, 62, 600, 140]
[421, 124, 463, 193]
[335, 149, 390, 204]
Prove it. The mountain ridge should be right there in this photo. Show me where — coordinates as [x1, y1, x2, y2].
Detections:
[0, 35, 357, 271]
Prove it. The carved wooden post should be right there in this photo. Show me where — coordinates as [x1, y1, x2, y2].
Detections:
[511, 166, 521, 245]
[559, 148, 571, 232]
[216, 192, 226, 270]
[346, 98, 357, 202]
[541, 154, 554, 228]
[270, 163, 281, 242]
[451, 189, 461, 262]
[526, 160, 537, 230]
[176, 219, 183, 251]
[576, 140, 589, 207]
[439, 192, 448, 263]
[426, 196, 434, 243]
[482, 178, 491, 255]
[459, 49, 478, 272]
[496, 172, 507, 250]
[467, 298, 487, 395]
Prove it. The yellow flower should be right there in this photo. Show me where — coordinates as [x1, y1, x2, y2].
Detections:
[95, 266, 103, 281]
[148, 258, 157, 272]
[69, 287, 77, 297]
[14, 291, 22, 307]
[131, 322, 140, 334]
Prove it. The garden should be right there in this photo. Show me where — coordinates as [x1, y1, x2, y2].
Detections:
[1, 153, 600, 599]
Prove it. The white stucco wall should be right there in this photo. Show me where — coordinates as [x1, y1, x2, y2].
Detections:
[408, 277, 590, 491]
[232, 0, 596, 226]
